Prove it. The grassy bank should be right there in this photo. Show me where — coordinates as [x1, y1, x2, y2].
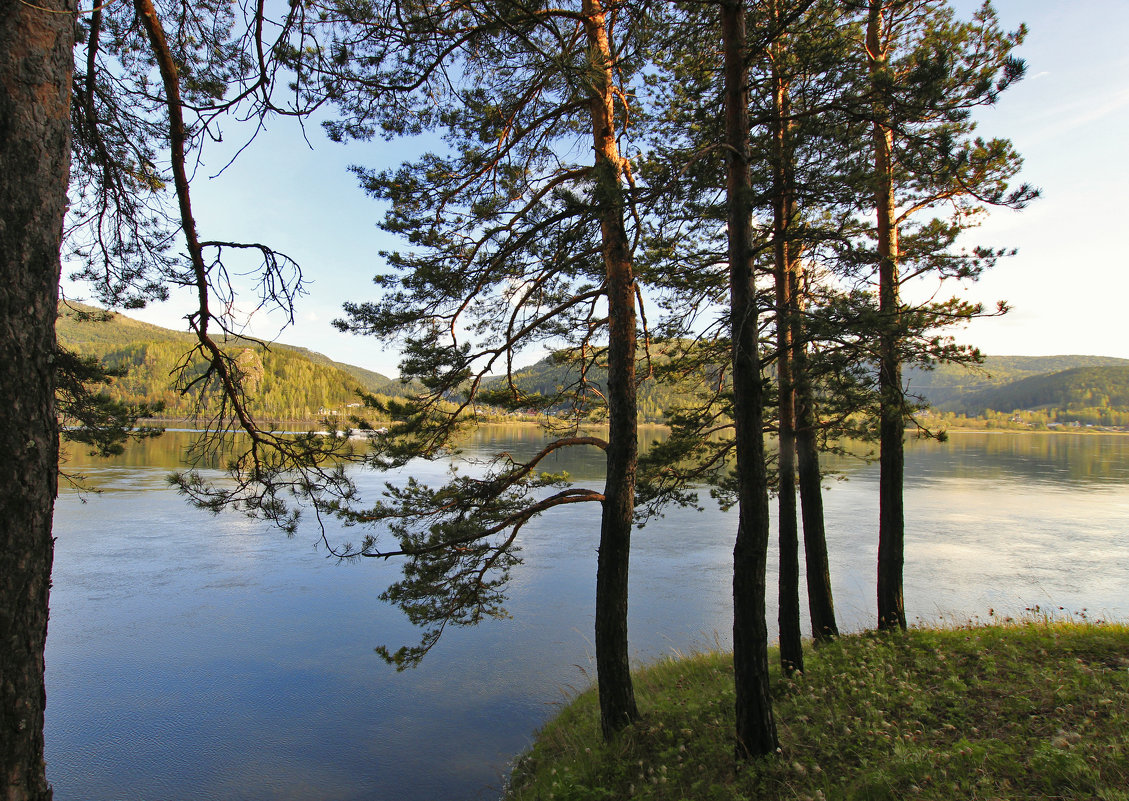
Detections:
[505, 619, 1129, 800]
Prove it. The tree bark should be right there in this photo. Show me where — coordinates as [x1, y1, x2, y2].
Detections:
[769, 40, 803, 675]
[725, 0, 779, 759]
[868, 0, 907, 631]
[0, 0, 74, 797]
[583, 0, 640, 738]
[794, 330, 838, 641]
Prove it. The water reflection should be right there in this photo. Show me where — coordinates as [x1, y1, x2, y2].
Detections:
[46, 429, 1129, 800]
[902, 432, 1129, 488]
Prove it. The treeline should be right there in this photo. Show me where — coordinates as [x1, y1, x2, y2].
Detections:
[61, 300, 1129, 428]
[929, 408, 1129, 430]
[59, 304, 713, 425]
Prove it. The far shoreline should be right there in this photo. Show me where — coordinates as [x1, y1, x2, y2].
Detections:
[130, 416, 1129, 438]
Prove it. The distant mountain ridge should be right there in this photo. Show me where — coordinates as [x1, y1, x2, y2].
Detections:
[57, 303, 1129, 423]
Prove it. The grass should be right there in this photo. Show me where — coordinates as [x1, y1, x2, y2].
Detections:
[504, 616, 1129, 800]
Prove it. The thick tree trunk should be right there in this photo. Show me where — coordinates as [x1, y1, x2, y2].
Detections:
[770, 52, 803, 675]
[583, 0, 640, 738]
[868, 0, 907, 631]
[725, 0, 779, 759]
[0, 0, 74, 798]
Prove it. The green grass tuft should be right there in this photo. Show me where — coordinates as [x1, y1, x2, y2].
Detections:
[505, 619, 1129, 800]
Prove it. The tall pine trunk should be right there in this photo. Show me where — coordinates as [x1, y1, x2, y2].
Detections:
[868, 0, 907, 631]
[769, 42, 803, 675]
[725, 0, 779, 759]
[584, 0, 641, 738]
[0, 0, 74, 797]
[794, 323, 839, 641]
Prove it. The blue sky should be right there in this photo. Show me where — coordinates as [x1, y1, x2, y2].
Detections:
[71, 0, 1129, 378]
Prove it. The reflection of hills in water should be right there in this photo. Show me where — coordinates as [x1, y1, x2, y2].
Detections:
[62, 430, 221, 473]
[902, 432, 1129, 488]
[62, 427, 1129, 494]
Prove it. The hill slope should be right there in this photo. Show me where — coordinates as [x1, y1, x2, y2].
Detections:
[905, 355, 1129, 407]
[950, 365, 1129, 415]
[57, 303, 403, 421]
[57, 304, 1129, 425]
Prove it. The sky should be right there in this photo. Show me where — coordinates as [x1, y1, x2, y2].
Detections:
[64, 0, 1129, 378]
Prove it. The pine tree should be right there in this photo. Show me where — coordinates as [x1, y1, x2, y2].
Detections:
[298, 0, 665, 737]
[1, 1, 74, 796]
[858, 0, 1035, 630]
[724, 0, 780, 758]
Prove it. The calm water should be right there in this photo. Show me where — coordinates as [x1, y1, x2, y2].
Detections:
[46, 429, 1129, 800]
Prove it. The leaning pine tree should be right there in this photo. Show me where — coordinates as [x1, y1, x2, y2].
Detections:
[290, 0, 668, 738]
[4, 0, 356, 793]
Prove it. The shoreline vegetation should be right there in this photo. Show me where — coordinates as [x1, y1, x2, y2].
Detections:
[504, 618, 1129, 801]
[122, 417, 1129, 438]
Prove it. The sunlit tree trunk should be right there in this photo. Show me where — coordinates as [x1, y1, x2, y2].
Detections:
[726, 0, 779, 759]
[867, 0, 907, 631]
[584, 0, 641, 737]
[0, 0, 74, 797]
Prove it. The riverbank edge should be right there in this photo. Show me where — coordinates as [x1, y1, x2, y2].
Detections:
[504, 618, 1129, 800]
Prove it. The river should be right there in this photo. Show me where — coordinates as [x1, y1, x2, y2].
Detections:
[45, 428, 1129, 799]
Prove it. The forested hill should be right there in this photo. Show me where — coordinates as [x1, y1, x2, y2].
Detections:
[905, 355, 1129, 408]
[57, 303, 404, 421]
[941, 365, 1129, 416]
[58, 303, 1129, 425]
[484, 353, 700, 423]
[506, 353, 1129, 423]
